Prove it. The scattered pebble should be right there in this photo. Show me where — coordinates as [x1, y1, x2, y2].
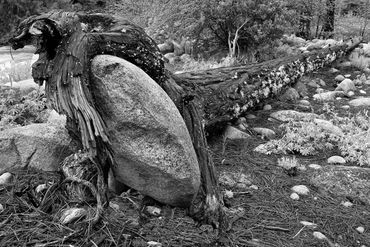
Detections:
[341, 105, 350, 110]
[249, 185, 259, 190]
[263, 104, 272, 111]
[336, 97, 342, 100]
[313, 91, 343, 101]
[313, 231, 328, 240]
[147, 241, 162, 247]
[298, 99, 311, 106]
[300, 221, 318, 229]
[349, 97, 370, 107]
[0, 172, 13, 185]
[308, 80, 320, 88]
[336, 79, 356, 93]
[224, 190, 234, 199]
[291, 185, 310, 195]
[290, 193, 300, 200]
[146, 206, 161, 216]
[253, 127, 276, 139]
[356, 226, 365, 234]
[341, 201, 353, 207]
[330, 68, 339, 73]
[327, 156, 346, 164]
[347, 91, 355, 97]
[308, 164, 322, 170]
[109, 202, 120, 211]
[360, 90, 367, 94]
[0, 203, 4, 213]
[335, 75, 345, 82]
[35, 184, 48, 193]
[236, 182, 248, 190]
[297, 165, 307, 171]
[60, 208, 87, 224]
[344, 74, 351, 78]
[223, 126, 251, 140]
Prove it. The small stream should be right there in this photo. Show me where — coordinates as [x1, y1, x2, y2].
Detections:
[0, 45, 37, 85]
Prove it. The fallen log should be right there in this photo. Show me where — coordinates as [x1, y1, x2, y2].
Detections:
[8, 11, 360, 231]
[174, 39, 361, 132]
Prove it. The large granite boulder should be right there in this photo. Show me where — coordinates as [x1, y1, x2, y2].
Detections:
[91, 55, 200, 207]
[0, 124, 79, 173]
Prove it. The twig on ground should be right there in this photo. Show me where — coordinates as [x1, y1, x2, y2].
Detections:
[258, 225, 290, 232]
[0, 214, 12, 228]
[292, 226, 306, 239]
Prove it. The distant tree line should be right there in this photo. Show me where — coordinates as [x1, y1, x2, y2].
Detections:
[0, 0, 105, 45]
[1, 0, 369, 59]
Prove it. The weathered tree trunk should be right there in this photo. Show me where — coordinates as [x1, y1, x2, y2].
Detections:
[8, 11, 360, 230]
[9, 11, 224, 228]
[322, 0, 336, 38]
[174, 39, 361, 133]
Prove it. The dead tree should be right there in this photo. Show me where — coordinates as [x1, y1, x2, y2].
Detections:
[175, 38, 360, 133]
[9, 11, 360, 229]
[322, 0, 336, 38]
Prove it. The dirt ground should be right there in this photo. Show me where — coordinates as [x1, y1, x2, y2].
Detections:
[1, 61, 370, 247]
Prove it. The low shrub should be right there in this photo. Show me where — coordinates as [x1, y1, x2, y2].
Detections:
[0, 89, 47, 129]
[349, 52, 370, 70]
[256, 107, 370, 166]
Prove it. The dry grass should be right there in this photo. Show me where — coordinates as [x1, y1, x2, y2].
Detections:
[0, 168, 142, 247]
[211, 129, 370, 247]
[349, 52, 370, 70]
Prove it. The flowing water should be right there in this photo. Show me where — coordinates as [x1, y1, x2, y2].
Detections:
[0, 45, 37, 85]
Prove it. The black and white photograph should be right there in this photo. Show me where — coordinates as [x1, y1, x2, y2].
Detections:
[0, 0, 369, 246]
